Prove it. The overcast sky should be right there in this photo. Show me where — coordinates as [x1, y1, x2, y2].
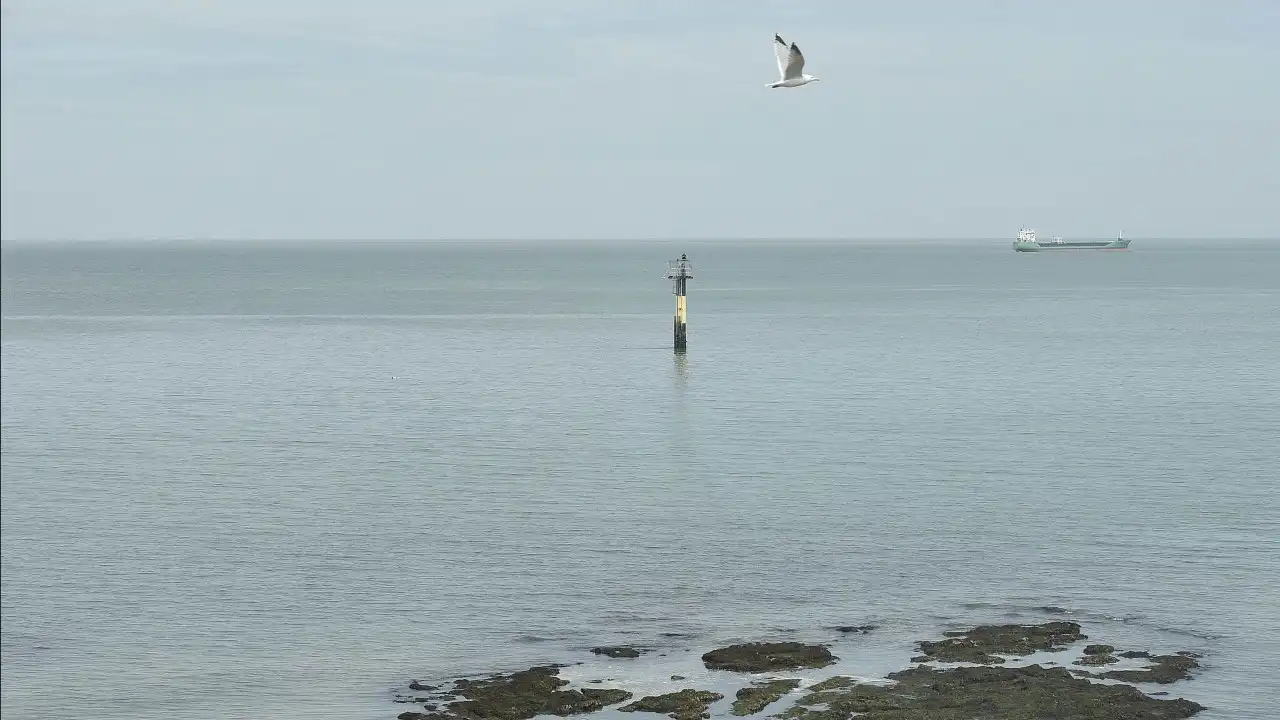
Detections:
[2, 0, 1277, 241]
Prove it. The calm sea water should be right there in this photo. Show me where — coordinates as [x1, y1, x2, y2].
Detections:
[2, 239, 1279, 720]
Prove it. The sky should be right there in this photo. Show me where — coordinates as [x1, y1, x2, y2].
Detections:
[1, 0, 1278, 241]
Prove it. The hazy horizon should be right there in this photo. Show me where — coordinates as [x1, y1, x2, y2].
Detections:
[3, 0, 1278, 242]
[4, 236, 1276, 250]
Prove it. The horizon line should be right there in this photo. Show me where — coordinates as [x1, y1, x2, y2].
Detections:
[4, 235, 1278, 245]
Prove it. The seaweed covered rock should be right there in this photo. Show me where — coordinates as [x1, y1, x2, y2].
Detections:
[914, 621, 1087, 664]
[397, 625, 1205, 720]
[730, 679, 801, 716]
[1074, 643, 1119, 666]
[775, 664, 1203, 720]
[410, 681, 440, 692]
[776, 684, 903, 718]
[1074, 653, 1119, 667]
[620, 689, 724, 720]
[702, 643, 836, 672]
[440, 666, 631, 720]
[804, 677, 859, 692]
[591, 646, 645, 659]
[1095, 654, 1202, 684]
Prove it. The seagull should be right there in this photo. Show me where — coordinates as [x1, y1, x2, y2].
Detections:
[768, 34, 819, 88]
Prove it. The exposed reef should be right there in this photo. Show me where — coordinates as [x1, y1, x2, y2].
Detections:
[1073, 643, 1119, 667]
[395, 665, 631, 720]
[730, 679, 801, 716]
[702, 643, 836, 673]
[1073, 652, 1119, 666]
[774, 664, 1202, 720]
[591, 646, 646, 659]
[911, 620, 1088, 664]
[620, 689, 724, 720]
[395, 622, 1205, 720]
[1091, 653, 1202, 685]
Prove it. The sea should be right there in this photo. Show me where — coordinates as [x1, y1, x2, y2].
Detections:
[2, 238, 1278, 720]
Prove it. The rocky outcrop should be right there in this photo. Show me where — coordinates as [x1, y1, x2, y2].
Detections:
[1095, 654, 1202, 684]
[702, 643, 836, 672]
[590, 646, 645, 659]
[397, 623, 1204, 720]
[620, 689, 724, 720]
[775, 664, 1203, 720]
[1074, 653, 1119, 666]
[730, 679, 801, 716]
[438, 666, 631, 720]
[912, 621, 1087, 664]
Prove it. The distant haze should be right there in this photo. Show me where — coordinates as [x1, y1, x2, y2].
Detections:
[2, 0, 1277, 241]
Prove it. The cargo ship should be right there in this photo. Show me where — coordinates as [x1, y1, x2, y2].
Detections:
[1013, 228, 1130, 252]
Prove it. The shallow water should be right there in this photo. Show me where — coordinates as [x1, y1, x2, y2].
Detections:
[3, 239, 1279, 719]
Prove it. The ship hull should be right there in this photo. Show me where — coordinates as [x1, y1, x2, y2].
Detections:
[1014, 239, 1131, 252]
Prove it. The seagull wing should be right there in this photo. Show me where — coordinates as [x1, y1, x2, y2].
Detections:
[784, 42, 806, 80]
[773, 34, 790, 79]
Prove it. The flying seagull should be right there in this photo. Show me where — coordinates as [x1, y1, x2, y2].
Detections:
[768, 34, 819, 88]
